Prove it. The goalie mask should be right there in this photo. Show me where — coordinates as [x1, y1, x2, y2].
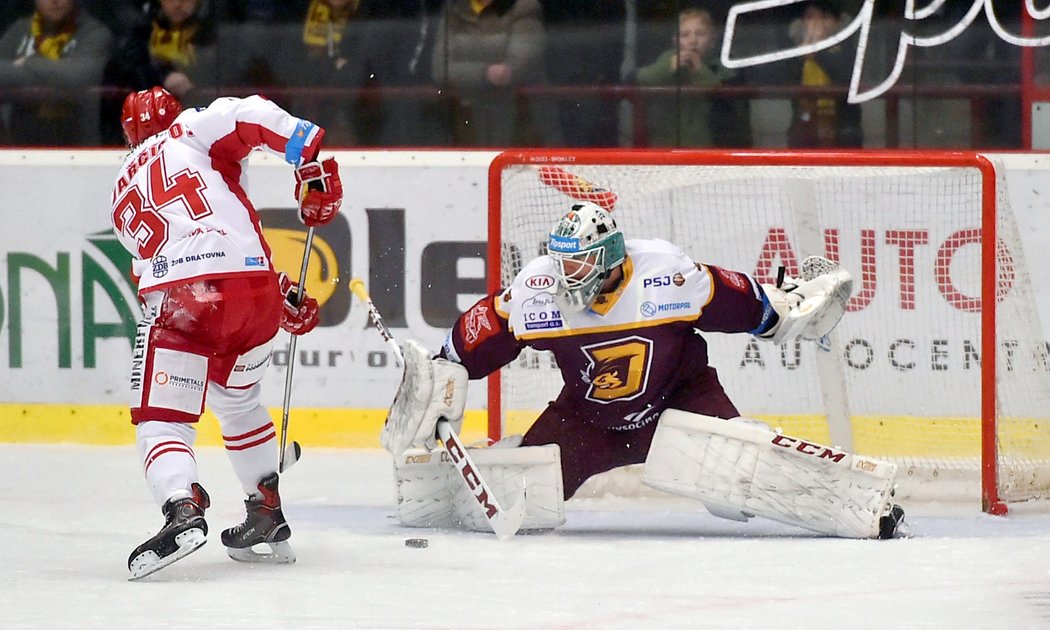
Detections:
[121, 86, 182, 147]
[547, 202, 626, 312]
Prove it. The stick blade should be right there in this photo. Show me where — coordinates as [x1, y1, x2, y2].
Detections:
[489, 482, 528, 541]
[279, 441, 302, 473]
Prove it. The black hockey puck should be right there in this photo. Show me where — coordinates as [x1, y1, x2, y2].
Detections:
[404, 538, 429, 549]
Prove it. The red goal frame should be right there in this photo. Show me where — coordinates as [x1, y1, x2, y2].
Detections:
[486, 149, 1003, 514]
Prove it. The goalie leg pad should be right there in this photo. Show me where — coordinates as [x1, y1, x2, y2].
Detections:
[393, 448, 456, 528]
[393, 443, 566, 532]
[641, 410, 898, 539]
[383, 339, 468, 455]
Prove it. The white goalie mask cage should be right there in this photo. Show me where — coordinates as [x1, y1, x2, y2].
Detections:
[547, 202, 627, 312]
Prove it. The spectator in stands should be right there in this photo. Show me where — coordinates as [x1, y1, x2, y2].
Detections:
[145, 0, 217, 101]
[432, 0, 560, 146]
[103, 0, 216, 102]
[635, 7, 739, 147]
[100, 0, 217, 144]
[784, 0, 861, 148]
[0, 0, 112, 145]
[287, 0, 366, 145]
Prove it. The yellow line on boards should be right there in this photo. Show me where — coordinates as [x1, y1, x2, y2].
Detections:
[5, 405, 1048, 459]
[0, 404, 491, 448]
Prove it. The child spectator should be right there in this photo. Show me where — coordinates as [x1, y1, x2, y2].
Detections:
[635, 7, 737, 147]
[785, 0, 861, 148]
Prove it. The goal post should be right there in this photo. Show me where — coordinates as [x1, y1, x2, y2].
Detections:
[486, 149, 1050, 514]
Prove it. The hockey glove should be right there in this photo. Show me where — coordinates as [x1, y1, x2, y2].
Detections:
[278, 272, 320, 335]
[758, 257, 852, 345]
[294, 158, 342, 226]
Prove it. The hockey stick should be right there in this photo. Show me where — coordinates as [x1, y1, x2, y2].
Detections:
[277, 227, 314, 473]
[348, 277, 527, 540]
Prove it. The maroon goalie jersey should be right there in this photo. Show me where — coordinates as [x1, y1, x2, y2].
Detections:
[441, 238, 774, 431]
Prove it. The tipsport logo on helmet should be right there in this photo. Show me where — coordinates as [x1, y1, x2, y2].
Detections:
[548, 234, 583, 253]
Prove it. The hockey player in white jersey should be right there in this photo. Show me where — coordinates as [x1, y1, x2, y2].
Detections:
[389, 202, 906, 540]
[112, 86, 343, 579]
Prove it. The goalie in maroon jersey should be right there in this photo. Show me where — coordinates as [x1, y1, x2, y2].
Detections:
[112, 87, 343, 579]
[389, 202, 906, 540]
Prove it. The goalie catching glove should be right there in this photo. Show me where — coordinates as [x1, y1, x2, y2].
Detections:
[277, 272, 319, 334]
[294, 157, 342, 226]
[758, 256, 852, 345]
[382, 339, 468, 456]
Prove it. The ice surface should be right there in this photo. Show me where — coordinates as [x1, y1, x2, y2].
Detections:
[4, 445, 1050, 630]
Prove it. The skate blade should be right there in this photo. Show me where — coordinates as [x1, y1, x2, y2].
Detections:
[128, 528, 207, 581]
[225, 540, 295, 564]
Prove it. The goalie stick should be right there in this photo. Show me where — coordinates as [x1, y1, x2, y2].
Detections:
[277, 227, 313, 473]
[349, 277, 527, 540]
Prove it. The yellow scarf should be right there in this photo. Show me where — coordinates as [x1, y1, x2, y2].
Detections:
[30, 12, 75, 60]
[802, 56, 835, 118]
[303, 0, 358, 49]
[470, 0, 493, 15]
[150, 21, 198, 68]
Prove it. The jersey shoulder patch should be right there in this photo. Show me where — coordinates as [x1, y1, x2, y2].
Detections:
[459, 299, 501, 352]
[711, 265, 753, 295]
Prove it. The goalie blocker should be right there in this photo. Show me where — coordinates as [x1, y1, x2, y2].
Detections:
[643, 410, 905, 539]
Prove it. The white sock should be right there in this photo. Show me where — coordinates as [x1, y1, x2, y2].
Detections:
[208, 382, 278, 497]
[136, 421, 199, 507]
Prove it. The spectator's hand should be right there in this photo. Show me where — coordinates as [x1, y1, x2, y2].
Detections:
[486, 63, 513, 87]
[164, 72, 194, 98]
[13, 57, 26, 68]
[674, 49, 702, 71]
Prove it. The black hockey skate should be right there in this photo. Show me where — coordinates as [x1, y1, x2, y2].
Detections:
[221, 472, 295, 564]
[128, 483, 210, 581]
[878, 504, 908, 539]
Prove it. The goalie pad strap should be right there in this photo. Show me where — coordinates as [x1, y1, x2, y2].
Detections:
[382, 339, 468, 455]
[642, 410, 897, 539]
[393, 443, 566, 532]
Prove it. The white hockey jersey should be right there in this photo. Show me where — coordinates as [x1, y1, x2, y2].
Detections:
[500, 238, 711, 341]
[444, 238, 771, 430]
[110, 95, 324, 294]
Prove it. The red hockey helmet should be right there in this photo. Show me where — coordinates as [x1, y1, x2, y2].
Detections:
[120, 87, 182, 146]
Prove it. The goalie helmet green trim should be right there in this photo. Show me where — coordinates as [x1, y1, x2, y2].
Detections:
[547, 202, 626, 312]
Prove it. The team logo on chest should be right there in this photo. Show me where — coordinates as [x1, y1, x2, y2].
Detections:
[579, 336, 653, 403]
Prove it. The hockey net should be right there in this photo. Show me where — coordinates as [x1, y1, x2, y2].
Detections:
[487, 149, 1050, 513]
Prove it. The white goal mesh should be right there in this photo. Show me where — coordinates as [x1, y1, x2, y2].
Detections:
[489, 150, 1050, 511]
